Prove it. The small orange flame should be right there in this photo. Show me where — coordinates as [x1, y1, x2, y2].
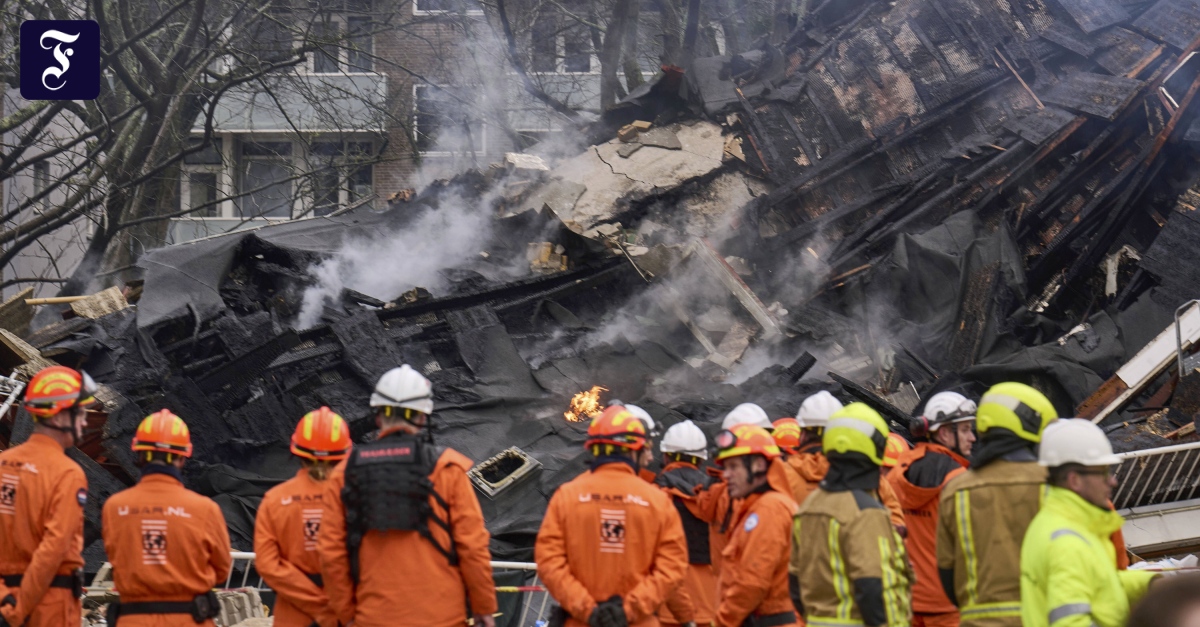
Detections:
[565, 386, 608, 422]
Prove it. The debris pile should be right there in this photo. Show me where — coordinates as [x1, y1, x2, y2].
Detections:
[6, 0, 1200, 569]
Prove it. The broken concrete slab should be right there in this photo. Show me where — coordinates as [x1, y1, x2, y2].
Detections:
[639, 127, 683, 150]
[529, 121, 726, 234]
[505, 152, 550, 171]
[511, 178, 587, 219]
[617, 142, 643, 158]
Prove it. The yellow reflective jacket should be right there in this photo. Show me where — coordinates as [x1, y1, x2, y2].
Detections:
[935, 458, 1045, 627]
[790, 488, 912, 627]
[1020, 487, 1156, 627]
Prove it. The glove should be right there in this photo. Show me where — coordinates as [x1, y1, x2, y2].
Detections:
[588, 596, 628, 627]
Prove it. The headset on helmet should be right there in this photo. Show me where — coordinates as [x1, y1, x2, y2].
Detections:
[661, 420, 708, 459]
[771, 418, 802, 454]
[909, 391, 977, 439]
[586, 405, 649, 451]
[23, 365, 97, 419]
[796, 391, 843, 429]
[715, 424, 781, 466]
[371, 365, 434, 422]
[976, 382, 1058, 443]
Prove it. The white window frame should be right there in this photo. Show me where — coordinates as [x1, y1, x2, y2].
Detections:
[306, 14, 374, 74]
[301, 139, 375, 217]
[412, 0, 484, 17]
[413, 84, 487, 156]
[528, 16, 599, 75]
[239, 139, 300, 220]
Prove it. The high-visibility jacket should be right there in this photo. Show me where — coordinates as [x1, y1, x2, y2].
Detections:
[886, 443, 968, 616]
[0, 433, 86, 627]
[936, 459, 1045, 627]
[254, 469, 336, 627]
[781, 451, 906, 529]
[791, 485, 913, 627]
[656, 462, 718, 627]
[102, 470, 233, 627]
[318, 443, 497, 627]
[716, 459, 798, 627]
[1020, 487, 1156, 627]
[536, 461, 689, 626]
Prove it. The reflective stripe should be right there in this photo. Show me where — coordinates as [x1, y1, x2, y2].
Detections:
[826, 418, 881, 437]
[828, 519, 852, 620]
[955, 490, 979, 606]
[878, 537, 900, 624]
[961, 602, 1022, 619]
[1050, 528, 1088, 543]
[808, 618, 866, 627]
[1049, 603, 1092, 624]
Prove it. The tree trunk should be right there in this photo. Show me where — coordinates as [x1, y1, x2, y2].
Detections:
[659, 0, 683, 66]
[622, 0, 644, 93]
[713, 0, 743, 55]
[600, 0, 633, 110]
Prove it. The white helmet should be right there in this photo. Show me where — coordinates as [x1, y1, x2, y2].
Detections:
[796, 391, 843, 429]
[624, 404, 660, 437]
[922, 392, 977, 431]
[370, 365, 434, 414]
[721, 403, 772, 430]
[1038, 418, 1121, 467]
[661, 420, 709, 459]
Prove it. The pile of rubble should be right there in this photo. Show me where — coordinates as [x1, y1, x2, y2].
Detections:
[5, 0, 1200, 574]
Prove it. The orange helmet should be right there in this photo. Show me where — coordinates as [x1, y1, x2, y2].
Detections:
[291, 406, 352, 461]
[23, 366, 97, 419]
[883, 432, 911, 468]
[772, 418, 802, 454]
[586, 405, 648, 451]
[131, 410, 193, 458]
[715, 424, 782, 465]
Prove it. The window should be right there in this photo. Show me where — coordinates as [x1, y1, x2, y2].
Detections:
[32, 162, 49, 211]
[347, 17, 372, 71]
[313, 20, 340, 73]
[185, 138, 223, 165]
[243, 12, 294, 62]
[187, 173, 221, 217]
[414, 85, 483, 154]
[531, 16, 558, 73]
[304, 140, 374, 215]
[241, 142, 294, 218]
[182, 138, 224, 217]
[563, 26, 591, 73]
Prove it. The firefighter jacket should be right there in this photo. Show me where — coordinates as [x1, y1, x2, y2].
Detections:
[791, 483, 913, 627]
[101, 469, 233, 627]
[254, 469, 336, 627]
[695, 475, 734, 573]
[781, 451, 906, 529]
[656, 462, 718, 627]
[318, 442, 497, 627]
[1019, 487, 1156, 627]
[886, 443, 968, 616]
[936, 457, 1045, 627]
[535, 461, 689, 627]
[0, 433, 86, 627]
[716, 459, 799, 627]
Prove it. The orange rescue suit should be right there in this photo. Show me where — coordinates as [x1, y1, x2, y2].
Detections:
[254, 469, 337, 627]
[886, 443, 968, 618]
[779, 449, 906, 529]
[0, 433, 86, 627]
[536, 461, 689, 626]
[102, 471, 233, 627]
[656, 461, 719, 627]
[318, 445, 497, 627]
[716, 459, 798, 627]
[694, 474, 734, 573]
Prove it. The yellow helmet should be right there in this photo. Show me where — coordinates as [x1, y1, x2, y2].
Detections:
[975, 382, 1058, 443]
[823, 402, 890, 466]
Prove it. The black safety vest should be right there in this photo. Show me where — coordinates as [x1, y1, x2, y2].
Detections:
[656, 465, 712, 565]
[341, 433, 458, 582]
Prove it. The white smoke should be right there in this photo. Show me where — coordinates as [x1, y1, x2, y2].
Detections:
[294, 197, 493, 329]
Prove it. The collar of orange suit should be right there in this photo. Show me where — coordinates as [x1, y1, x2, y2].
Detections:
[141, 463, 183, 482]
[592, 459, 639, 475]
[27, 432, 67, 451]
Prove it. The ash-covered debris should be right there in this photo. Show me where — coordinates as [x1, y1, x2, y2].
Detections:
[6, 0, 1200, 568]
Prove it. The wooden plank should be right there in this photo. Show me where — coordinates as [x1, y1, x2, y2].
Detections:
[0, 288, 34, 337]
[1042, 72, 1145, 120]
[1057, 0, 1130, 33]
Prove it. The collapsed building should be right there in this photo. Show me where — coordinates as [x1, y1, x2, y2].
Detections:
[3, 0, 1200, 601]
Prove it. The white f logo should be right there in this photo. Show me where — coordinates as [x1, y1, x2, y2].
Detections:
[40, 30, 80, 91]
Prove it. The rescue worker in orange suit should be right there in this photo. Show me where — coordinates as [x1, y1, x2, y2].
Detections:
[655, 420, 717, 627]
[791, 403, 913, 627]
[881, 434, 911, 478]
[0, 366, 94, 627]
[694, 403, 774, 574]
[887, 391, 977, 627]
[781, 392, 907, 533]
[536, 404, 688, 627]
[936, 382, 1057, 627]
[713, 424, 798, 627]
[254, 407, 351, 627]
[623, 403, 662, 484]
[102, 410, 232, 626]
[318, 365, 497, 627]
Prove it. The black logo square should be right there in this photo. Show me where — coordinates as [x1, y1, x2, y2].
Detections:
[20, 20, 101, 101]
[142, 529, 167, 555]
[304, 518, 321, 543]
[0, 484, 14, 507]
[601, 518, 625, 543]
